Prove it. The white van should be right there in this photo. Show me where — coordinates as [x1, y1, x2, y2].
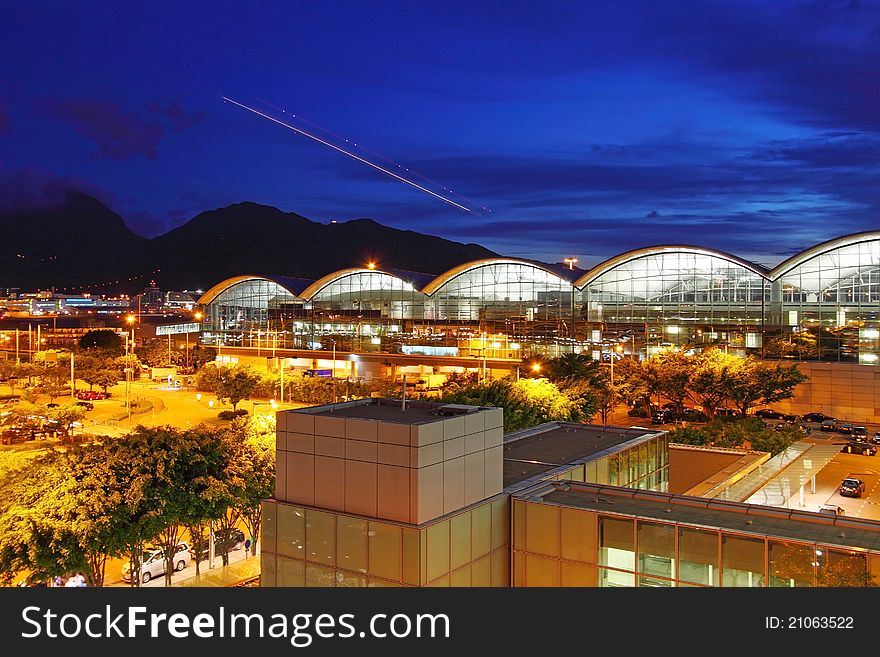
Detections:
[122, 542, 191, 583]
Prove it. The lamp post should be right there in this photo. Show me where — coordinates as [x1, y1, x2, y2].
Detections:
[126, 314, 136, 420]
[610, 343, 624, 385]
[563, 257, 578, 270]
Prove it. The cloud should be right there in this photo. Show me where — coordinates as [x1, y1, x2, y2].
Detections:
[44, 98, 204, 160]
[0, 165, 116, 213]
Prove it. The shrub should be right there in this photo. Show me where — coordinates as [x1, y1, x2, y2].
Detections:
[218, 409, 249, 420]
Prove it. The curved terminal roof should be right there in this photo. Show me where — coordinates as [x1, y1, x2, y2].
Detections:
[197, 232, 880, 305]
[196, 274, 314, 306]
[420, 258, 576, 296]
[768, 230, 880, 281]
[574, 245, 769, 288]
[297, 267, 430, 300]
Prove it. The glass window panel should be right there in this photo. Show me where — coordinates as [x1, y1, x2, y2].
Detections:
[402, 528, 420, 586]
[305, 563, 334, 587]
[638, 575, 673, 587]
[491, 547, 510, 587]
[647, 439, 657, 475]
[596, 455, 608, 484]
[426, 520, 450, 582]
[525, 554, 559, 586]
[678, 527, 719, 586]
[513, 552, 525, 587]
[276, 504, 305, 559]
[337, 515, 367, 574]
[768, 541, 814, 587]
[599, 567, 635, 587]
[277, 556, 305, 586]
[450, 566, 471, 587]
[260, 553, 276, 586]
[261, 500, 277, 554]
[335, 571, 368, 587]
[305, 509, 335, 566]
[471, 555, 491, 587]
[513, 500, 525, 551]
[819, 550, 870, 587]
[525, 502, 559, 557]
[491, 498, 509, 551]
[368, 577, 399, 587]
[639, 443, 648, 477]
[368, 521, 401, 582]
[629, 447, 639, 483]
[586, 460, 598, 484]
[450, 512, 472, 571]
[637, 521, 674, 579]
[561, 508, 596, 563]
[599, 516, 634, 571]
[472, 503, 491, 559]
[722, 534, 765, 587]
[615, 452, 627, 485]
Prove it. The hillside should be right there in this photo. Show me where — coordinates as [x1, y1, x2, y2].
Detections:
[0, 195, 497, 292]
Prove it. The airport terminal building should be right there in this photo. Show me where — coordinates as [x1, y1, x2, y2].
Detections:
[260, 399, 880, 587]
[198, 231, 880, 365]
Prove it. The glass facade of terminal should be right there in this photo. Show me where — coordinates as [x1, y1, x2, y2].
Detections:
[199, 232, 880, 364]
[511, 498, 880, 587]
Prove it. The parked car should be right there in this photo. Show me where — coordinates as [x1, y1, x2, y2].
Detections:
[802, 412, 831, 423]
[754, 409, 784, 419]
[681, 407, 709, 422]
[842, 441, 876, 456]
[838, 422, 854, 435]
[75, 401, 94, 410]
[651, 409, 674, 424]
[872, 431, 880, 445]
[781, 414, 799, 423]
[76, 390, 109, 401]
[191, 528, 246, 562]
[820, 419, 838, 431]
[715, 408, 742, 418]
[121, 542, 191, 584]
[818, 504, 846, 516]
[851, 426, 868, 440]
[46, 403, 59, 408]
[839, 477, 866, 497]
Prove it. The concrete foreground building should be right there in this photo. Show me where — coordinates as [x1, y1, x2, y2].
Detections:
[260, 399, 880, 587]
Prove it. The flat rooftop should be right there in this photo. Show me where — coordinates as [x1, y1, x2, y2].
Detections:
[503, 423, 662, 489]
[668, 444, 769, 496]
[520, 481, 880, 552]
[292, 398, 487, 425]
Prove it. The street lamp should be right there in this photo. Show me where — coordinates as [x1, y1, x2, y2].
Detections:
[610, 343, 624, 385]
[563, 257, 578, 270]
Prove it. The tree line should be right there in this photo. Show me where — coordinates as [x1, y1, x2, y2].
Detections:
[0, 417, 274, 587]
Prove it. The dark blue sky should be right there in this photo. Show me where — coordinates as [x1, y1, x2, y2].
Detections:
[1, 1, 878, 268]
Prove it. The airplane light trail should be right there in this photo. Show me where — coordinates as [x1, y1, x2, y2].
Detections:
[222, 96, 480, 214]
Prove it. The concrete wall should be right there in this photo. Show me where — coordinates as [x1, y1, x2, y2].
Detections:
[771, 361, 880, 423]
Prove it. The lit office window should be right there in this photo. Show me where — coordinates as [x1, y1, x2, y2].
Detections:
[678, 527, 719, 586]
[721, 534, 765, 587]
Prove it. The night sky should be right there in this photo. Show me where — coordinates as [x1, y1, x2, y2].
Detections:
[1, 1, 878, 268]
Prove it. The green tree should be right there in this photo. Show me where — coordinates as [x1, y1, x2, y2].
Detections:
[78, 330, 124, 355]
[39, 365, 69, 402]
[216, 369, 259, 411]
[46, 403, 86, 439]
[666, 426, 710, 446]
[544, 353, 600, 383]
[144, 426, 232, 585]
[651, 349, 694, 418]
[189, 345, 217, 370]
[80, 368, 119, 393]
[687, 350, 742, 419]
[438, 378, 583, 433]
[228, 419, 276, 557]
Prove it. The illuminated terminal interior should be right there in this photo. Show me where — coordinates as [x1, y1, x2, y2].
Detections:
[198, 231, 880, 364]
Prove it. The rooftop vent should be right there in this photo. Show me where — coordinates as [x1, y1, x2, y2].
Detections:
[435, 404, 477, 417]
